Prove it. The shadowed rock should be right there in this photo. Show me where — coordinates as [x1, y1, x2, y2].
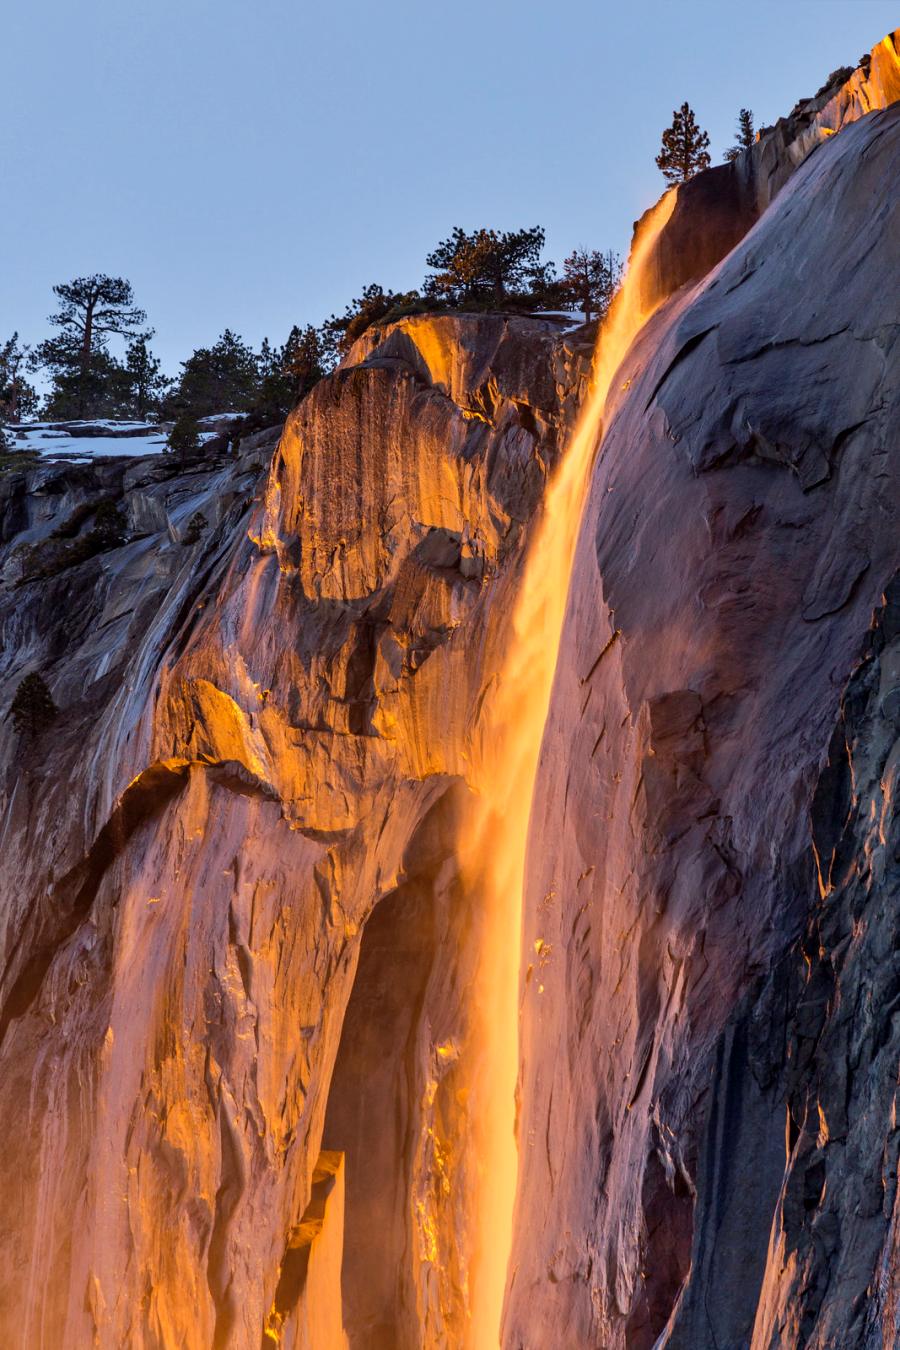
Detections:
[0, 34, 898, 1350]
[506, 90, 900, 1350]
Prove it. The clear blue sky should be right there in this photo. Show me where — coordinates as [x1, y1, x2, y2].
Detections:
[1, 1, 897, 381]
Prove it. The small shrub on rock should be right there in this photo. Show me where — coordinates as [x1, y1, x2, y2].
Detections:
[91, 500, 127, 546]
[182, 511, 208, 545]
[9, 671, 58, 740]
[167, 414, 202, 461]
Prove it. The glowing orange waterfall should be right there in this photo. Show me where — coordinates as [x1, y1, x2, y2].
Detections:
[464, 189, 677, 1349]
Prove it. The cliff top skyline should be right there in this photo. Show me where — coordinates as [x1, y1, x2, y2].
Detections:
[2, 1, 897, 379]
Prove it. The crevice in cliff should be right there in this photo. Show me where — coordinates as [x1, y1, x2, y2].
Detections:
[0, 757, 191, 1049]
[626, 1138, 694, 1349]
[262, 1151, 345, 1348]
[320, 786, 466, 1349]
[761, 588, 900, 1342]
[723, 323, 852, 367]
[644, 326, 717, 412]
[208, 1095, 247, 1349]
[0, 754, 282, 1050]
[321, 875, 437, 1350]
[664, 576, 900, 1348]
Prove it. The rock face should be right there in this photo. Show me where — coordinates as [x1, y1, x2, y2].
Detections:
[0, 310, 589, 1347]
[0, 34, 898, 1350]
[507, 81, 900, 1350]
[643, 29, 900, 301]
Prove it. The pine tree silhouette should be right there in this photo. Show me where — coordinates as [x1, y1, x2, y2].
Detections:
[561, 249, 623, 323]
[656, 103, 712, 185]
[167, 413, 202, 462]
[724, 108, 755, 162]
[9, 672, 58, 741]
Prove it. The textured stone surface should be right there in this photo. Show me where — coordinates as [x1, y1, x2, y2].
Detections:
[642, 29, 900, 303]
[0, 35, 898, 1350]
[0, 314, 586, 1347]
[506, 97, 900, 1350]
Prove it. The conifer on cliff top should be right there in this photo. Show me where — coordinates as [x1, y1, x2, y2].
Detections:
[656, 103, 712, 184]
[724, 108, 756, 162]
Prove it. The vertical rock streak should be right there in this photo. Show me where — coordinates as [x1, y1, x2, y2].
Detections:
[464, 190, 676, 1348]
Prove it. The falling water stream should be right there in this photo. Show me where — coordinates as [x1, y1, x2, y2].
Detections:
[463, 189, 676, 1349]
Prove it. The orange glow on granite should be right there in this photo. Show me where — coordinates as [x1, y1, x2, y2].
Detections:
[463, 189, 676, 1348]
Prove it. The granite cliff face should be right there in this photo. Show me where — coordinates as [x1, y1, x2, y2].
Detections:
[1, 32, 899, 1350]
[0, 310, 589, 1348]
[509, 80, 900, 1350]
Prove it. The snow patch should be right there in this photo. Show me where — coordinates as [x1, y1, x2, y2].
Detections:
[7, 419, 236, 461]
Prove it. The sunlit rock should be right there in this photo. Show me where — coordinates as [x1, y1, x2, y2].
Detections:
[0, 31, 898, 1350]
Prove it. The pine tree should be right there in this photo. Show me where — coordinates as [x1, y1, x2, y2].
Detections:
[251, 325, 330, 422]
[322, 284, 421, 357]
[182, 511, 208, 545]
[522, 259, 565, 311]
[561, 248, 623, 323]
[250, 337, 288, 423]
[0, 334, 38, 423]
[124, 334, 167, 418]
[167, 413, 202, 462]
[9, 672, 58, 740]
[48, 275, 146, 368]
[41, 348, 130, 420]
[656, 103, 712, 185]
[281, 325, 329, 400]
[168, 330, 260, 418]
[257, 338, 278, 380]
[34, 275, 146, 418]
[424, 227, 546, 306]
[724, 108, 755, 162]
[91, 500, 127, 547]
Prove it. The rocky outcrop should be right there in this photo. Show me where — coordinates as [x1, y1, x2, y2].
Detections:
[0, 32, 898, 1350]
[644, 29, 900, 302]
[0, 312, 590, 1347]
[506, 88, 900, 1350]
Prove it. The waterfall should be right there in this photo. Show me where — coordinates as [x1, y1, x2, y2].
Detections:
[463, 188, 677, 1349]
